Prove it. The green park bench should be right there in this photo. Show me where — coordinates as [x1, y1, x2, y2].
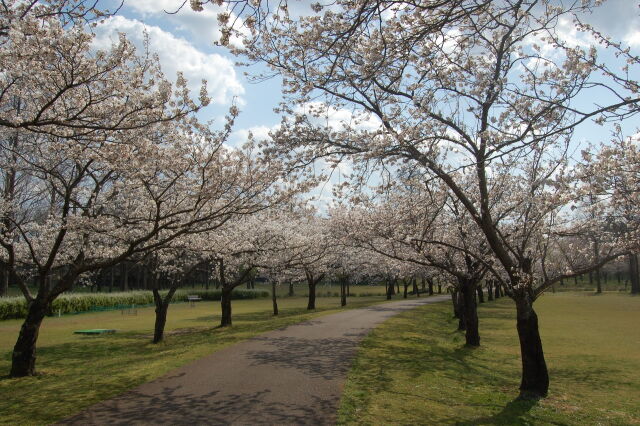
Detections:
[73, 329, 116, 335]
[187, 295, 202, 307]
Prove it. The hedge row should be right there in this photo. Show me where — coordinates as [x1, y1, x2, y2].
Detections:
[0, 288, 269, 320]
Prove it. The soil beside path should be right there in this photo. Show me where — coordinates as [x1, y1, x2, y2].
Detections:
[59, 295, 449, 426]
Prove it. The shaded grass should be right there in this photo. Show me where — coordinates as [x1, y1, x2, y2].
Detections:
[338, 292, 640, 425]
[0, 294, 398, 425]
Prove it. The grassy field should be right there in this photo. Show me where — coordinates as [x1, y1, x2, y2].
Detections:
[338, 292, 640, 425]
[0, 293, 396, 425]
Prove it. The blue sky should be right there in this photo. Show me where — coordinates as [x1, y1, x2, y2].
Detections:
[99, 0, 286, 143]
[94, 0, 640, 206]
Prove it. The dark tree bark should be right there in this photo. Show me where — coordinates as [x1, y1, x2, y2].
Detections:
[220, 287, 233, 326]
[288, 282, 295, 296]
[451, 289, 466, 331]
[451, 289, 460, 318]
[0, 268, 8, 297]
[457, 291, 466, 331]
[386, 278, 395, 300]
[460, 278, 480, 347]
[305, 270, 324, 310]
[205, 265, 210, 290]
[272, 281, 278, 316]
[487, 280, 494, 301]
[153, 302, 168, 343]
[437, 283, 442, 294]
[307, 282, 316, 309]
[396, 280, 400, 293]
[10, 297, 48, 377]
[630, 254, 640, 295]
[217, 259, 254, 326]
[494, 284, 500, 299]
[151, 286, 177, 343]
[413, 278, 420, 298]
[340, 277, 347, 306]
[347, 281, 350, 297]
[403, 280, 408, 299]
[515, 294, 549, 399]
[427, 278, 434, 296]
[476, 285, 484, 303]
[122, 263, 129, 291]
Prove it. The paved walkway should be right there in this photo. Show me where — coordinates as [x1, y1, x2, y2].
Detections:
[60, 295, 449, 425]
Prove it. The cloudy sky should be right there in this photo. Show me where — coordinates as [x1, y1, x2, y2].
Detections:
[95, 0, 639, 205]
[98, 0, 285, 145]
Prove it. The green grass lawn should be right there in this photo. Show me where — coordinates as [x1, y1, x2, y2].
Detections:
[0, 293, 400, 425]
[338, 292, 640, 425]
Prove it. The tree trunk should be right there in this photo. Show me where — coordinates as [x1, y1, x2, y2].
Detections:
[396, 280, 400, 293]
[220, 288, 233, 326]
[457, 291, 466, 331]
[451, 290, 459, 318]
[347, 281, 350, 296]
[205, 263, 210, 290]
[307, 282, 316, 310]
[152, 287, 177, 343]
[386, 278, 394, 300]
[461, 280, 480, 346]
[515, 295, 549, 399]
[122, 264, 129, 291]
[0, 268, 8, 297]
[452, 289, 466, 331]
[340, 279, 347, 306]
[437, 284, 442, 294]
[153, 301, 169, 344]
[595, 240, 602, 294]
[630, 254, 640, 295]
[487, 280, 494, 301]
[142, 268, 148, 290]
[403, 280, 408, 299]
[494, 284, 500, 299]
[272, 281, 278, 316]
[288, 282, 294, 296]
[413, 278, 419, 298]
[11, 297, 49, 377]
[427, 278, 434, 296]
[476, 285, 485, 303]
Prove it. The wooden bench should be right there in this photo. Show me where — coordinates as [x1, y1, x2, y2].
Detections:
[74, 329, 116, 335]
[187, 295, 202, 307]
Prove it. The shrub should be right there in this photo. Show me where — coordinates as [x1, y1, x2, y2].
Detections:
[0, 288, 269, 320]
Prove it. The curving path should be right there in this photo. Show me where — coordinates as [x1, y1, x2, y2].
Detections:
[59, 295, 449, 425]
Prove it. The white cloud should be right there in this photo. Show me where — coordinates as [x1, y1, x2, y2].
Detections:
[124, 1, 247, 48]
[624, 30, 640, 47]
[554, 18, 595, 49]
[296, 102, 382, 132]
[92, 16, 244, 105]
[229, 125, 275, 147]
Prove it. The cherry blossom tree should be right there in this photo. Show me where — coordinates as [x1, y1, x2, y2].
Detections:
[196, 0, 640, 398]
[578, 133, 640, 294]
